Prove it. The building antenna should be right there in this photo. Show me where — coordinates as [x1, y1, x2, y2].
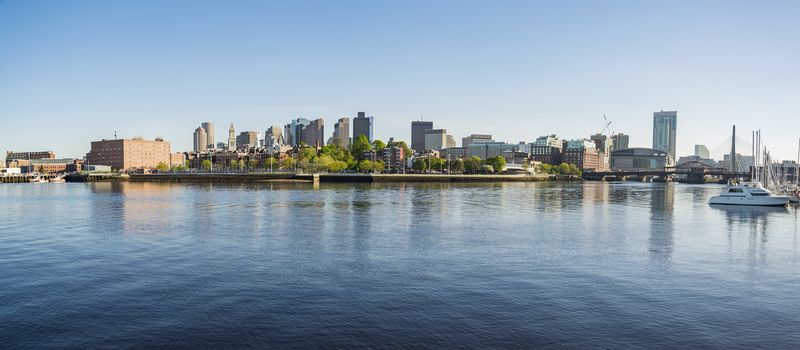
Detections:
[114, 130, 117, 140]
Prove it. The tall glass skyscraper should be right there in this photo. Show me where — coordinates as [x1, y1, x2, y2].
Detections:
[652, 110, 677, 157]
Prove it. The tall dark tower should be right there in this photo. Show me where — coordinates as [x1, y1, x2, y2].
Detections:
[730, 125, 736, 172]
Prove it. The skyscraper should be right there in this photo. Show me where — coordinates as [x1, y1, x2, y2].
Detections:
[193, 127, 207, 152]
[353, 112, 373, 142]
[201, 122, 215, 150]
[333, 117, 350, 148]
[302, 118, 325, 148]
[612, 133, 629, 150]
[652, 110, 677, 157]
[285, 118, 310, 146]
[411, 121, 433, 151]
[236, 131, 258, 150]
[424, 129, 447, 150]
[227, 123, 236, 151]
[265, 126, 284, 147]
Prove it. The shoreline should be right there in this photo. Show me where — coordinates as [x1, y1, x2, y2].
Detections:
[123, 173, 562, 183]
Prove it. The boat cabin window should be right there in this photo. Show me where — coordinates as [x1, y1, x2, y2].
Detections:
[728, 188, 743, 193]
[750, 192, 769, 196]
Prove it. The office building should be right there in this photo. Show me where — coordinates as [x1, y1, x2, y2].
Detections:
[193, 127, 207, 152]
[653, 110, 677, 157]
[441, 147, 468, 161]
[85, 137, 171, 171]
[562, 139, 600, 171]
[353, 112, 373, 142]
[612, 133, 630, 150]
[610, 148, 674, 170]
[424, 129, 448, 150]
[590, 133, 612, 171]
[468, 141, 514, 160]
[24, 158, 82, 173]
[236, 131, 258, 150]
[284, 118, 311, 146]
[694, 145, 710, 159]
[227, 123, 236, 151]
[201, 122, 215, 150]
[264, 126, 284, 147]
[462, 134, 493, 148]
[333, 118, 350, 148]
[303, 118, 325, 148]
[411, 121, 434, 152]
[446, 135, 457, 149]
[530, 135, 563, 165]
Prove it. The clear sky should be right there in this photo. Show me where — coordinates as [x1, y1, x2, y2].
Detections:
[1, 0, 799, 161]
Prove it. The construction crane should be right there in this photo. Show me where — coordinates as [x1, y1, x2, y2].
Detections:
[600, 114, 614, 137]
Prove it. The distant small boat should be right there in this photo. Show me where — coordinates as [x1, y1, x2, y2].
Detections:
[29, 176, 48, 183]
[50, 175, 66, 183]
[709, 182, 790, 207]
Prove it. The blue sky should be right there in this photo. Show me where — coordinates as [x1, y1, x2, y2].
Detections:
[1, 0, 799, 161]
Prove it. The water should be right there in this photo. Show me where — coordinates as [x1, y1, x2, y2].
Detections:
[1, 181, 798, 349]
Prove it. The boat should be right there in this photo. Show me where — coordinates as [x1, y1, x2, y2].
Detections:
[50, 175, 66, 183]
[708, 182, 790, 207]
[29, 176, 49, 183]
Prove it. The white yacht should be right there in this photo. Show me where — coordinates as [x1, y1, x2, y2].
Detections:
[708, 182, 790, 207]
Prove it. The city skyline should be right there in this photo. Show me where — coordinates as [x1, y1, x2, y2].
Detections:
[2, 1, 799, 161]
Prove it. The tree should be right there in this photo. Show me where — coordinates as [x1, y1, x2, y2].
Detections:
[359, 160, 374, 173]
[429, 158, 445, 173]
[372, 160, 385, 173]
[155, 162, 169, 171]
[485, 156, 506, 173]
[372, 139, 386, 152]
[412, 158, 428, 172]
[317, 155, 335, 172]
[280, 157, 296, 170]
[463, 156, 483, 174]
[328, 160, 348, 173]
[299, 147, 318, 161]
[351, 135, 372, 161]
[320, 144, 352, 163]
[184, 160, 191, 169]
[248, 159, 258, 170]
[238, 159, 245, 171]
[265, 157, 278, 172]
[449, 159, 465, 173]
[201, 159, 213, 171]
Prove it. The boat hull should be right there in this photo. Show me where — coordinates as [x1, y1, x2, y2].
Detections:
[708, 196, 789, 207]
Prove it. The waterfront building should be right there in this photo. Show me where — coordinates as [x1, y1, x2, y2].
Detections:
[333, 118, 350, 148]
[381, 146, 405, 173]
[216, 142, 226, 149]
[193, 127, 207, 152]
[201, 122, 215, 150]
[353, 112, 373, 142]
[653, 110, 677, 157]
[411, 121, 434, 152]
[562, 139, 600, 171]
[170, 153, 185, 168]
[302, 118, 325, 148]
[610, 148, 674, 170]
[236, 131, 259, 150]
[264, 126, 284, 147]
[5, 151, 55, 167]
[502, 151, 529, 165]
[85, 137, 171, 171]
[468, 141, 514, 160]
[694, 145, 710, 159]
[590, 133, 612, 171]
[461, 134, 493, 148]
[424, 129, 448, 150]
[24, 158, 81, 173]
[441, 147, 468, 161]
[530, 135, 563, 165]
[612, 133, 630, 150]
[227, 123, 236, 151]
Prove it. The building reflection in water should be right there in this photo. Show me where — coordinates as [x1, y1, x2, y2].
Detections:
[649, 183, 675, 267]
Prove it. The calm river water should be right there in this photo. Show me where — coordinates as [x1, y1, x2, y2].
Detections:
[1, 182, 799, 349]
